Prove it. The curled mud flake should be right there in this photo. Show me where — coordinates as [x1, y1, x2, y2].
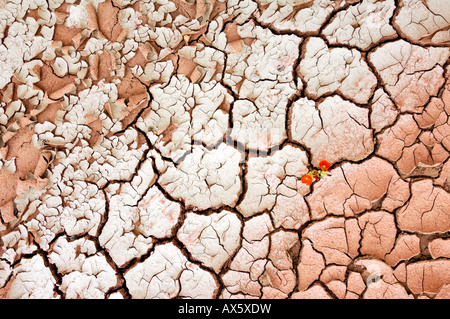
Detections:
[48, 237, 116, 299]
[319, 160, 330, 171]
[291, 283, 332, 299]
[30, 180, 106, 250]
[435, 284, 450, 299]
[0, 18, 53, 90]
[48, 237, 97, 273]
[322, 0, 397, 50]
[396, 139, 449, 178]
[345, 271, 366, 299]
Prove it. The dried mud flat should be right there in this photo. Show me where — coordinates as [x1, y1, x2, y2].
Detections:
[0, 0, 449, 299]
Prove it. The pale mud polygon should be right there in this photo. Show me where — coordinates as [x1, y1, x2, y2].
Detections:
[0, 0, 449, 299]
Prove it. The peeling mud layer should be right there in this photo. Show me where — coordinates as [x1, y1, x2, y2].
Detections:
[0, 0, 449, 300]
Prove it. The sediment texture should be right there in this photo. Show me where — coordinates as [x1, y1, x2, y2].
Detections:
[0, 0, 449, 299]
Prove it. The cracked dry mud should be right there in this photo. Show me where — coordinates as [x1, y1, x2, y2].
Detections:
[0, 0, 449, 300]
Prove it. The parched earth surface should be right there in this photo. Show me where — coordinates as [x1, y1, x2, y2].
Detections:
[0, 0, 449, 299]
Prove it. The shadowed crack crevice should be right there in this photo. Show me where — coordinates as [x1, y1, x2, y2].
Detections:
[1, 0, 449, 300]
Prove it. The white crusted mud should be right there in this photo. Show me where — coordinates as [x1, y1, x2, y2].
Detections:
[1, 0, 449, 300]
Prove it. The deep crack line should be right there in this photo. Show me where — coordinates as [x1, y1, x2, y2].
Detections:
[0, 0, 449, 300]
